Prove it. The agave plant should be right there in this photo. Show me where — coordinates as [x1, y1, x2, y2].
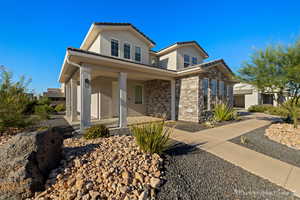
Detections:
[213, 103, 236, 122]
[131, 121, 172, 154]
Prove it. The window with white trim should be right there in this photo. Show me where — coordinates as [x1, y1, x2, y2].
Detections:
[211, 79, 217, 108]
[134, 85, 143, 104]
[202, 78, 209, 110]
[192, 57, 197, 65]
[184, 54, 190, 67]
[111, 39, 119, 57]
[224, 83, 227, 98]
[135, 46, 141, 62]
[211, 79, 217, 96]
[123, 43, 131, 59]
[219, 81, 225, 97]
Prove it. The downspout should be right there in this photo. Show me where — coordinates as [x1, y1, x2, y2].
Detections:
[65, 56, 82, 131]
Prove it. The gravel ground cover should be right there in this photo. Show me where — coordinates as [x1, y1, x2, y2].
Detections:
[0, 135, 13, 146]
[166, 117, 251, 133]
[230, 125, 300, 168]
[32, 135, 163, 200]
[157, 142, 298, 200]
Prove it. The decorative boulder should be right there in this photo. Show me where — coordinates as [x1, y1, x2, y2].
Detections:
[0, 128, 63, 200]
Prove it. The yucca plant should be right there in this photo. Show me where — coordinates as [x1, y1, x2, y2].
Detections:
[131, 121, 172, 154]
[213, 103, 236, 122]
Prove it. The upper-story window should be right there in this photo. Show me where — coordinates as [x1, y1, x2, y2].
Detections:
[192, 57, 197, 65]
[111, 39, 119, 57]
[184, 54, 190, 67]
[123, 43, 131, 59]
[135, 46, 141, 62]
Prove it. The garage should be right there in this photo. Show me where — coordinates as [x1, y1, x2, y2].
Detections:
[234, 94, 245, 108]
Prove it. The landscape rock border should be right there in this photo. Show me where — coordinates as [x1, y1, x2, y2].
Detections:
[0, 128, 63, 200]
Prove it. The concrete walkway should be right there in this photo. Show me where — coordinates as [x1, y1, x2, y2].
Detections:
[171, 114, 300, 197]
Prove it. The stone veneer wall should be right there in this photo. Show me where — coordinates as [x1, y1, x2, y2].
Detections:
[144, 80, 171, 119]
[176, 75, 200, 122]
[144, 67, 234, 123]
[176, 66, 235, 123]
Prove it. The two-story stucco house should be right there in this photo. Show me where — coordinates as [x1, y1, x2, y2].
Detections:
[58, 22, 236, 131]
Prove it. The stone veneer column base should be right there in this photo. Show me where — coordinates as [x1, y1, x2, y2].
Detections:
[176, 76, 200, 122]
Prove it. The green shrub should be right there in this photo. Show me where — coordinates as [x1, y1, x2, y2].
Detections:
[265, 106, 289, 117]
[131, 121, 172, 154]
[84, 124, 110, 139]
[55, 103, 65, 112]
[213, 103, 236, 122]
[248, 104, 273, 112]
[248, 104, 290, 117]
[34, 105, 54, 120]
[23, 100, 38, 115]
[38, 96, 50, 105]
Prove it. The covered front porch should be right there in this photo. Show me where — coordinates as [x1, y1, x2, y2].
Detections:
[61, 50, 176, 132]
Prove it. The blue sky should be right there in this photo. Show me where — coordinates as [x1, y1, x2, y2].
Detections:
[0, 0, 299, 94]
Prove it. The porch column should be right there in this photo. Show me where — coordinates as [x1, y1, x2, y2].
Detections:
[207, 79, 211, 111]
[171, 79, 176, 120]
[274, 93, 278, 106]
[70, 77, 78, 122]
[65, 81, 71, 118]
[80, 65, 91, 132]
[118, 72, 127, 128]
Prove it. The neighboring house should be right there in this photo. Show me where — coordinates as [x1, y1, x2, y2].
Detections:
[58, 22, 237, 131]
[43, 88, 65, 105]
[233, 83, 288, 109]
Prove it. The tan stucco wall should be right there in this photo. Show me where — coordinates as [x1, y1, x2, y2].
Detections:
[158, 50, 177, 70]
[99, 30, 150, 65]
[88, 34, 101, 53]
[177, 46, 204, 70]
[90, 76, 146, 119]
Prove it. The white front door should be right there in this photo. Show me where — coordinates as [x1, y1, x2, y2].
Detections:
[112, 81, 119, 117]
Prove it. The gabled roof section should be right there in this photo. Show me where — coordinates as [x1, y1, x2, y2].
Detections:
[177, 59, 236, 80]
[155, 41, 209, 58]
[94, 22, 156, 45]
[80, 22, 155, 50]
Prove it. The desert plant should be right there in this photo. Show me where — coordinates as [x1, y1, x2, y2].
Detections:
[238, 39, 300, 128]
[23, 99, 38, 115]
[213, 103, 236, 122]
[38, 96, 51, 105]
[203, 120, 215, 128]
[84, 124, 110, 139]
[131, 121, 172, 154]
[34, 104, 54, 120]
[55, 103, 66, 112]
[240, 136, 249, 144]
[281, 101, 300, 128]
[0, 67, 34, 132]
